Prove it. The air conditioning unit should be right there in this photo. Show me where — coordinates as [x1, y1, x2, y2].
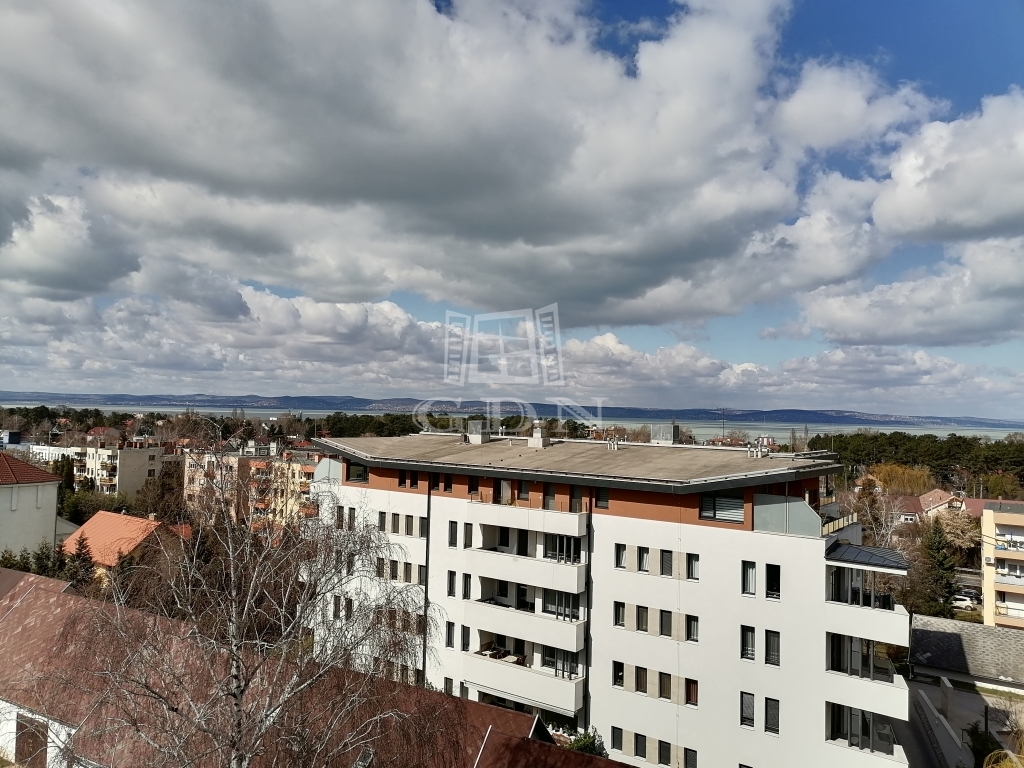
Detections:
[986, 556, 995, 565]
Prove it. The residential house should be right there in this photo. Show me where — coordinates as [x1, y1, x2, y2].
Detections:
[61, 510, 162, 578]
[0, 453, 60, 553]
[82, 439, 165, 498]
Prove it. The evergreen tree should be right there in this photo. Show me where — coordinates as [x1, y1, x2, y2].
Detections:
[916, 519, 958, 618]
[64, 534, 96, 590]
[566, 727, 608, 757]
[0, 548, 18, 569]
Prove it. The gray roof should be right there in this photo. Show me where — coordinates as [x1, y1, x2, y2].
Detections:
[313, 435, 838, 492]
[826, 543, 909, 572]
[911, 614, 1024, 683]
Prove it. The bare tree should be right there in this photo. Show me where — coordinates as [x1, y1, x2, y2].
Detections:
[937, 507, 981, 566]
[845, 491, 908, 552]
[37, 430, 457, 768]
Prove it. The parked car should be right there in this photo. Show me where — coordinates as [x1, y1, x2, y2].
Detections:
[956, 588, 982, 604]
[952, 596, 976, 611]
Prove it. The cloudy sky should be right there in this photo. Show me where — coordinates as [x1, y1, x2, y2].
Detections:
[1, 0, 1023, 416]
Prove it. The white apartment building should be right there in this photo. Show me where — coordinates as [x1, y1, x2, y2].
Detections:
[83, 442, 164, 497]
[982, 500, 1024, 629]
[311, 429, 911, 768]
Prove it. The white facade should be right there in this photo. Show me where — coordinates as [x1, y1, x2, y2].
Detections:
[0, 480, 60, 552]
[83, 445, 163, 498]
[312, 441, 910, 768]
[0, 698, 81, 768]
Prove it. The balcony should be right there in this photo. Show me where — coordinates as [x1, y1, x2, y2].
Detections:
[98, 476, 117, 486]
[462, 650, 584, 717]
[465, 502, 588, 537]
[825, 670, 908, 721]
[995, 570, 1024, 587]
[100, 461, 117, 471]
[464, 598, 585, 651]
[464, 548, 586, 593]
[824, 602, 910, 648]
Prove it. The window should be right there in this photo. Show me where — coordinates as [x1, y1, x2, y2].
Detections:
[596, 487, 609, 509]
[444, 474, 453, 493]
[460, 625, 469, 652]
[765, 630, 780, 666]
[346, 553, 355, 575]
[742, 561, 756, 595]
[448, 521, 458, 547]
[686, 553, 699, 580]
[543, 589, 579, 620]
[348, 463, 368, 483]
[543, 483, 556, 510]
[686, 614, 699, 642]
[699, 489, 744, 522]
[637, 546, 650, 572]
[740, 692, 755, 727]
[611, 727, 623, 751]
[146, 468, 155, 478]
[614, 601, 625, 627]
[409, 471, 419, 488]
[635, 666, 648, 693]
[348, 507, 356, 529]
[765, 698, 779, 734]
[468, 475, 479, 495]
[419, 517, 428, 538]
[614, 543, 626, 569]
[659, 672, 671, 699]
[660, 610, 672, 637]
[148, 454, 156, 462]
[658, 740, 671, 765]
[544, 534, 581, 563]
[497, 580, 508, 598]
[660, 549, 673, 576]
[636, 605, 648, 632]
[345, 598, 353, 620]
[741, 625, 755, 660]
[391, 513, 400, 534]
[398, 469, 406, 487]
[612, 661, 624, 687]
[376, 558, 385, 578]
[459, 682, 468, 699]
[685, 678, 698, 706]
[390, 560, 398, 580]
[517, 480, 529, 501]
[378, 511, 386, 531]
[405, 515, 414, 536]
[464, 522, 472, 548]
[444, 677, 453, 695]
[333, 595, 342, 619]
[462, 573, 471, 600]
[445, 622, 454, 648]
[684, 748, 697, 768]
[403, 562, 412, 583]
[766, 564, 780, 599]
[634, 734, 647, 759]
[430, 473, 440, 491]
[447, 571, 456, 597]
[499, 526, 510, 547]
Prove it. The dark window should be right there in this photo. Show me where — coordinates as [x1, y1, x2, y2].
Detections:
[687, 553, 699, 580]
[684, 748, 697, 768]
[335, 506, 344, 529]
[660, 610, 672, 637]
[444, 677, 453, 695]
[346, 552, 355, 575]
[611, 727, 622, 751]
[378, 511, 386, 531]
[658, 740, 671, 766]
[448, 521, 458, 547]
[459, 682, 468, 698]
[497, 580, 508, 598]
[765, 630, 780, 666]
[612, 661, 624, 687]
[348, 463, 368, 483]
[699, 489, 744, 522]
[391, 513, 400, 534]
[635, 666, 648, 693]
[398, 470, 407, 487]
[405, 515, 413, 536]
[409, 471, 418, 488]
[403, 562, 411, 583]
[333, 595, 342, 619]
[742, 561, 756, 595]
[740, 692, 755, 727]
[444, 474, 453, 493]
[542, 589, 579, 620]
[596, 487, 609, 509]
[636, 605, 648, 632]
[637, 546, 650, 572]
[376, 558, 384, 578]
[447, 571, 456, 597]
[430, 473, 440, 491]
[499, 526, 510, 547]
[345, 598, 352, 620]
[570, 485, 584, 512]
[766, 563, 781, 599]
[614, 601, 625, 626]
[765, 698, 779, 734]
[418, 564, 426, 584]
[462, 573, 471, 600]
[659, 671, 671, 699]
[390, 560, 398, 580]
[468, 475, 479, 494]
[741, 625, 755, 660]
[614, 543, 626, 568]
[543, 483, 556, 510]
[419, 517, 428, 538]
[543, 534, 581, 563]
[685, 678, 698, 706]
[661, 549, 673, 576]
[461, 625, 469, 652]
[517, 480, 529, 500]
[635, 734, 647, 760]
[518, 529, 530, 556]
[464, 522, 472, 548]
[348, 507, 355, 529]
[445, 622, 454, 647]
[686, 614, 699, 642]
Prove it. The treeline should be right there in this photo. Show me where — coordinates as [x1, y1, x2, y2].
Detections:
[809, 431, 1024, 492]
[1, 404, 172, 436]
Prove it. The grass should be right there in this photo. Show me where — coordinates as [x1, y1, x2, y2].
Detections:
[955, 610, 984, 623]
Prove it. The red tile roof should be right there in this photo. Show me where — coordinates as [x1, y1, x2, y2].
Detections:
[62, 510, 161, 567]
[0, 452, 59, 486]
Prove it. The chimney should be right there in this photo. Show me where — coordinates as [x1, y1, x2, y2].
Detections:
[148, 513, 156, 521]
[528, 420, 550, 449]
[467, 420, 490, 445]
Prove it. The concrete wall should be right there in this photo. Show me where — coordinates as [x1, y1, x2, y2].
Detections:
[916, 688, 972, 768]
[0, 481, 59, 552]
[0, 698, 78, 768]
[115, 447, 162, 499]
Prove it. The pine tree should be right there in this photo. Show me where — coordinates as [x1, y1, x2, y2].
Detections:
[917, 518, 958, 618]
[64, 534, 96, 590]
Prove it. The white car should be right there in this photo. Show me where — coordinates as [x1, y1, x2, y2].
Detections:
[952, 597, 975, 611]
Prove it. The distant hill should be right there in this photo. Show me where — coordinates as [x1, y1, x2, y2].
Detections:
[2, 390, 1023, 430]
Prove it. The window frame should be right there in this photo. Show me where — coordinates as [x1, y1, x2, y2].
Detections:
[635, 666, 648, 693]
[610, 726, 623, 751]
[742, 560, 756, 595]
[634, 734, 647, 760]
[658, 740, 671, 766]
[612, 661, 624, 687]
[448, 521, 458, 547]
[741, 625, 755, 660]
[347, 462, 368, 483]
[613, 601, 625, 627]
[636, 605, 649, 633]
[614, 543, 626, 569]
[740, 691, 755, 728]
[445, 621, 455, 648]
[766, 563, 781, 599]
[686, 553, 699, 580]
[659, 609, 672, 637]
[765, 698, 780, 734]
[685, 678, 698, 706]
[765, 630, 781, 666]
[462, 573, 471, 600]
[637, 546, 650, 572]
[658, 671, 671, 700]
[460, 625, 470, 652]
[464, 522, 473, 549]
[447, 571, 456, 597]
[685, 614, 699, 642]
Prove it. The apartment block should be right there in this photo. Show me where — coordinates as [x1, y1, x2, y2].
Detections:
[982, 500, 1024, 629]
[82, 440, 164, 498]
[312, 427, 911, 767]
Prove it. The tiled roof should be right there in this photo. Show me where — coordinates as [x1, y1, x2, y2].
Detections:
[62, 510, 161, 567]
[892, 495, 924, 515]
[0, 452, 60, 485]
[911, 614, 1024, 683]
[919, 489, 954, 511]
[826, 542, 909, 571]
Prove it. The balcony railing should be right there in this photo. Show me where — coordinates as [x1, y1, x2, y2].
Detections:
[469, 491, 590, 513]
[996, 603, 1024, 619]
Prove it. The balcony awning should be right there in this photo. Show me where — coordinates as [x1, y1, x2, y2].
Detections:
[826, 542, 909, 574]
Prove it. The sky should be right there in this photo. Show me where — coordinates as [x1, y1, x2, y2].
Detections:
[1, 0, 1024, 417]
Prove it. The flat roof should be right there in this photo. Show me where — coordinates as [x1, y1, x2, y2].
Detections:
[313, 434, 838, 492]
